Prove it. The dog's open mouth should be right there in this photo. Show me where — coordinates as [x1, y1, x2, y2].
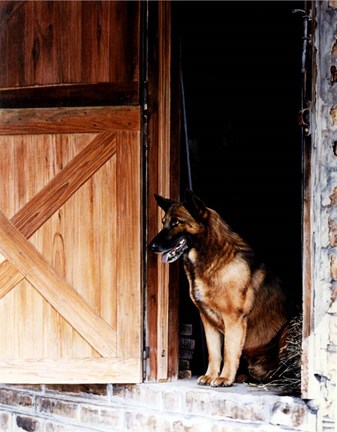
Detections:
[162, 238, 188, 263]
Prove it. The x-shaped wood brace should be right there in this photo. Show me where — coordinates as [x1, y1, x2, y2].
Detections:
[0, 131, 117, 357]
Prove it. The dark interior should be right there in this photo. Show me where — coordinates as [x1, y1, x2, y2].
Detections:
[173, 1, 304, 375]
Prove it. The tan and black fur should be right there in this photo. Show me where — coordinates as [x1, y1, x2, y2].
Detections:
[149, 189, 291, 387]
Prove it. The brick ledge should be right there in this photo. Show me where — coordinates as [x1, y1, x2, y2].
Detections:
[0, 379, 316, 431]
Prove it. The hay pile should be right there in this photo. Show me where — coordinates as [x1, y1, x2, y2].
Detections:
[252, 313, 303, 396]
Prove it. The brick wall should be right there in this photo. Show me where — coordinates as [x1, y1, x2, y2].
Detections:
[0, 381, 314, 432]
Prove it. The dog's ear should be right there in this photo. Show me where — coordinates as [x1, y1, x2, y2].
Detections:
[154, 194, 176, 212]
[183, 189, 208, 222]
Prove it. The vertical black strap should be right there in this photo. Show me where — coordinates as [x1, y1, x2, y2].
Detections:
[180, 66, 193, 191]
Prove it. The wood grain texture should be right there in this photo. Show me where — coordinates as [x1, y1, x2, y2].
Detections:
[0, 210, 117, 358]
[0, 1, 140, 88]
[167, 8, 181, 379]
[144, 0, 179, 381]
[146, 0, 159, 379]
[0, 358, 141, 384]
[0, 106, 140, 134]
[0, 262, 24, 299]
[116, 131, 142, 359]
[0, 82, 139, 109]
[156, 1, 171, 381]
[0, 131, 116, 298]
[12, 131, 116, 236]
[145, 2, 173, 381]
[0, 107, 142, 382]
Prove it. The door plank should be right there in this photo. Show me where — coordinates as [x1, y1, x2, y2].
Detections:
[0, 131, 116, 298]
[0, 357, 141, 384]
[116, 131, 141, 358]
[0, 106, 140, 134]
[0, 210, 116, 358]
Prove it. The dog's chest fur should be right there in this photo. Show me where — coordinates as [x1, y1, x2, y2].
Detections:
[183, 248, 253, 333]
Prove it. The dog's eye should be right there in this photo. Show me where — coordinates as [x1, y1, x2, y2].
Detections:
[171, 219, 180, 227]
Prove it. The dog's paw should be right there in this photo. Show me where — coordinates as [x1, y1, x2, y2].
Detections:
[197, 375, 214, 386]
[210, 377, 234, 387]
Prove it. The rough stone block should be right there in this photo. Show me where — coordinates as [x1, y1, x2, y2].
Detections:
[171, 417, 213, 432]
[331, 106, 337, 124]
[330, 255, 337, 280]
[45, 385, 108, 397]
[79, 405, 121, 428]
[329, 187, 337, 206]
[328, 217, 337, 247]
[14, 415, 42, 432]
[0, 389, 34, 408]
[185, 391, 266, 423]
[162, 390, 183, 412]
[124, 410, 171, 432]
[37, 397, 78, 419]
[0, 411, 12, 432]
[112, 384, 161, 409]
[270, 401, 306, 429]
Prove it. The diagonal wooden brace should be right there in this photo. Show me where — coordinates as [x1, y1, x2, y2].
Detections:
[0, 131, 116, 298]
[0, 209, 116, 358]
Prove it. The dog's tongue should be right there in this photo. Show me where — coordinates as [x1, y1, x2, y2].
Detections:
[162, 252, 170, 263]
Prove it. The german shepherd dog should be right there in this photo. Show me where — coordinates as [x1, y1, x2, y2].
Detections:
[149, 189, 291, 387]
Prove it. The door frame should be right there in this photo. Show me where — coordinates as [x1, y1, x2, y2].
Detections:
[144, 0, 180, 382]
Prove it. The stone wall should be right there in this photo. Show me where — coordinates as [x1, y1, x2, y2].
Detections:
[308, 1, 337, 430]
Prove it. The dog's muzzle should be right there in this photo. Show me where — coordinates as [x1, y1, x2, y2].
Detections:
[149, 237, 188, 263]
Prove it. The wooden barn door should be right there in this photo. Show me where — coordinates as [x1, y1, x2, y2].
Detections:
[0, 106, 142, 383]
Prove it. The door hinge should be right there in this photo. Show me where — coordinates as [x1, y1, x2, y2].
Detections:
[143, 346, 150, 380]
[142, 80, 149, 145]
[143, 80, 148, 113]
[298, 101, 311, 137]
[143, 346, 150, 359]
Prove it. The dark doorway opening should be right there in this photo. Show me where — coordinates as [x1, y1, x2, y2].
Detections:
[173, 1, 303, 376]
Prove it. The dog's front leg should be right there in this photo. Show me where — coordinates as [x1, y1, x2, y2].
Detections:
[197, 316, 223, 386]
[211, 314, 247, 387]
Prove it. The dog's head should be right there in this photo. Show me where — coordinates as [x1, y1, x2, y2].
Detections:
[148, 189, 209, 263]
